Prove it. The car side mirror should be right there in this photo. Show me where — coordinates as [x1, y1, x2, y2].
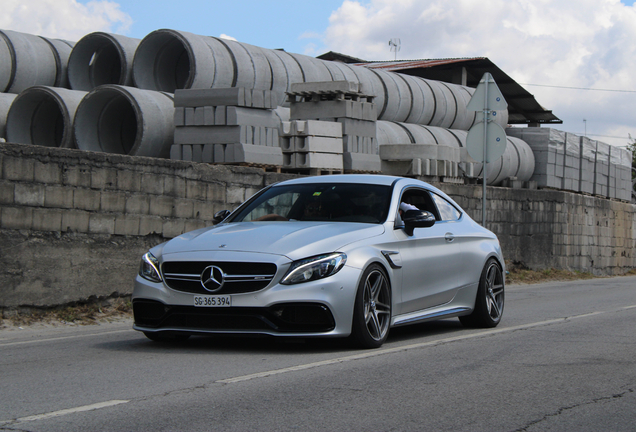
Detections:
[213, 209, 231, 225]
[403, 210, 435, 236]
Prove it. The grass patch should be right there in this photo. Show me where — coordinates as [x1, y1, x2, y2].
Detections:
[506, 261, 597, 284]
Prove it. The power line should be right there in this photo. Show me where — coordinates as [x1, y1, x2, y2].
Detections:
[519, 83, 636, 93]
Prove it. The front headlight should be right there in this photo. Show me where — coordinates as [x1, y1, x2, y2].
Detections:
[139, 252, 162, 283]
[281, 253, 347, 285]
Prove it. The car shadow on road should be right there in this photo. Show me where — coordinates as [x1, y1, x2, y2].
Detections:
[93, 318, 467, 355]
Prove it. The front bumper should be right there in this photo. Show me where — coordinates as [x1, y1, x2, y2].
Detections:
[132, 264, 361, 338]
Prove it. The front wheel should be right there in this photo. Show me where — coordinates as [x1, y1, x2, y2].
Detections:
[350, 264, 392, 348]
[459, 258, 505, 328]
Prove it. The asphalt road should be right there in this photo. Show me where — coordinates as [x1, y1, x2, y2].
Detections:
[1, 276, 635, 431]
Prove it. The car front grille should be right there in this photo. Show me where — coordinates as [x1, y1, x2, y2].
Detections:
[133, 299, 336, 333]
[161, 261, 277, 295]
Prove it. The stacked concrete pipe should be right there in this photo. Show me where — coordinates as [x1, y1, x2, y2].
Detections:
[68, 32, 141, 91]
[73, 85, 174, 158]
[0, 29, 74, 93]
[6, 86, 87, 148]
[131, 29, 508, 130]
[0, 92, 17, 139]
[471, 136, 536, 184]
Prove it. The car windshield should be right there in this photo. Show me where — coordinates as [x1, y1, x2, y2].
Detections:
[230, 183, 392, 224]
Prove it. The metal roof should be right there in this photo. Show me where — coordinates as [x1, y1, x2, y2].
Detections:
[316, 53, 562, 125]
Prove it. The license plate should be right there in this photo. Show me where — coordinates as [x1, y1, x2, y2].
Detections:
[193, 295, 232, 307]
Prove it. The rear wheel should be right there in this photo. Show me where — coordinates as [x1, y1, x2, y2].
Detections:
[459, 258, 504, 328]
[351, 264, 392, 348]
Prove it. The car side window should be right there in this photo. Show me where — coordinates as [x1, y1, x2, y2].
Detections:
[398, 188, 440, 220]
[431, 194, 461, 221]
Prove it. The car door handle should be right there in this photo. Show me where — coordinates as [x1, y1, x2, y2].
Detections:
[445, 233, 455, 243]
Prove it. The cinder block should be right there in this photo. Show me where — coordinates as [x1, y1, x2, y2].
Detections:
[215, 106, 227, 124]
[0, 181, 14, 204]
[295, 152, 343, 170]
[32, 208, 62, 232]
[294, 136, 343, 153]
[186, 179, 207, 200]
[61, 210, 90, 233]
[170, 144, 182, 160]
[202, 144, 214, 162]
[184, 107, 195, 125]
[337, 118, 376, 137]
[14, 183, 45, 206]
[343, 152, 381, 172]
[149, 195, 175, 217]
[138, 215, 164, 235]
[192, 144, 203, 163]
[280, 137, 293, 152]
[173, 198, 194, 219]
[174, 125, 251, 145]
[292, 120, 343, 137]
[114, 214, 140, 236]
[192, 200, 217, 219]
[193, 107, 205, 125]
[225, 106, 278, 128]
[88, 213, 115, 234]
[62, 165, 91, 187]
[100, 191, 126, 213]
[174, 107, 185, 126]
[125, 194, 150, 215]
[290, 100, 370, 121]
[2, 156, 34, 181]
[33, 160, 62, 184]
[44, 185, 73, 208]
[225, 143, 283, 166]
[163, 219, 186, 239]
[1, 206, 33, 229]
[163, 176, 187, 197]
[214, 144, 226, 163]
[91, 168, 117, 190]
[140, 173, 165, 195]
[203, 106, 215, 125]
[117, 170, 141, 192]
[181, 144, 193, 161]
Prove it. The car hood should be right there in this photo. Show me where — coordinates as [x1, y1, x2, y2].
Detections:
[161, 222, 385, 261]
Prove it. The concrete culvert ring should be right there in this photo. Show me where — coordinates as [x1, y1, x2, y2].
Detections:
[68, 32, 140, 91]
[74, 85, 174, 158]
[6, 86, 87, 148]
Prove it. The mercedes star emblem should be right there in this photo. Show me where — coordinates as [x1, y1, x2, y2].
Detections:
[200, 265, 225, 292]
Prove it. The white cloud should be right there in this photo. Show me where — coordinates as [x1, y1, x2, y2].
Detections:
[219, 34, 238, 41]
[0, 0, 132, 41]
[324, 0, 636, 146]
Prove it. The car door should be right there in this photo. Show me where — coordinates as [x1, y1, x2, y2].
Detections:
[394, 188, 466, 314]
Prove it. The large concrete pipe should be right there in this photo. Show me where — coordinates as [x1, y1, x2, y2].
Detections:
[42, 37, 74, 89]
[74, 85, 174, 158]
[473, 136, 535, 185]
[68, 32, 140, 91]
[0, 30, 73, 93]
[132, 29, 507, 130]
[5, 86, 87, 148]
[0, 92, 17, 139]
[376, 122, 461, 162]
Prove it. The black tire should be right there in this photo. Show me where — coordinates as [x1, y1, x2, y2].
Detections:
[143, 331, 191, 342]
[460, 258, 505, 328]
[350, 264, 392, 349]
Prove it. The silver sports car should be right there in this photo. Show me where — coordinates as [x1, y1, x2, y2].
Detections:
[133, 175, 505, 348]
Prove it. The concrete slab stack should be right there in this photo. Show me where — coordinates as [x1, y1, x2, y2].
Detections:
[286, 81, 380, 173]
[507, 127, 633, 201]
[172, 88, 283, 167]
[280, 120, 344, 172]
[579, 137, 596, 195]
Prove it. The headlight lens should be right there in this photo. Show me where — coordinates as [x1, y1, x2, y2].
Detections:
[281, 253, 347, 285]
[139, 252, 162, 283]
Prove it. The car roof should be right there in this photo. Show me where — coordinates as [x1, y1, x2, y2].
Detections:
[275, 174, 404, 187]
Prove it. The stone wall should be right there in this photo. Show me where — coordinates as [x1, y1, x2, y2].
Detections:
[0, 142, 634, 308]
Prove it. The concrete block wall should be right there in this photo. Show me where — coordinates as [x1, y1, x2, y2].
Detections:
[440, 183, 636, 275]
[1, 142, 634, 308]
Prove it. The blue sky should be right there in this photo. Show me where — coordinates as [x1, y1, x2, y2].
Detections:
[3, 0, 636, 147]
